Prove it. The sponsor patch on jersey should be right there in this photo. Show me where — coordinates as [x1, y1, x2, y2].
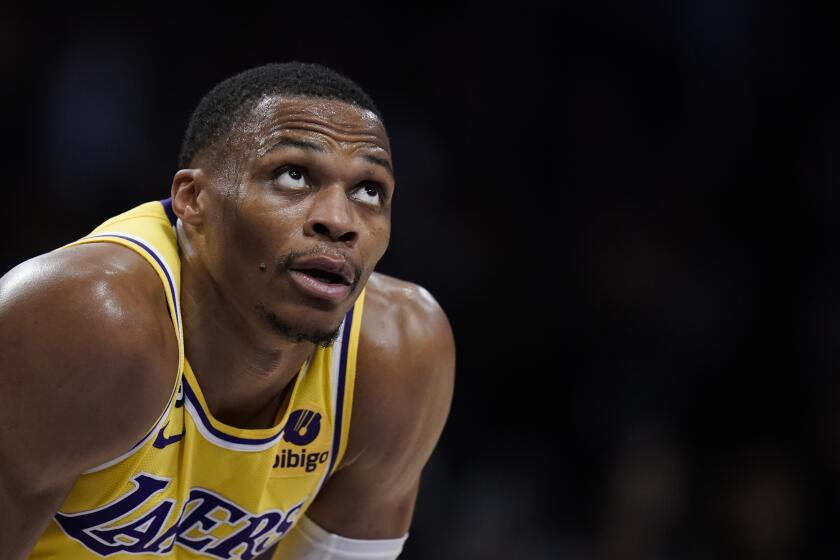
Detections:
[55, 473, 304, 559]
[272, 403, 331, 478]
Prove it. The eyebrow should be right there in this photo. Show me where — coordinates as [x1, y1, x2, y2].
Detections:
[268, 138, 325, 153]
[362, 154, 393, 175]
[268, 138, 393, 176]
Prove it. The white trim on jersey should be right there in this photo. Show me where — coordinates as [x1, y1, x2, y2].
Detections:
[312, 318, 347, 496]
[182, 396, 287, 452]
[88, 230, 183, 341]
[81, 386, 180, 474]
[77, 231, 184, 474]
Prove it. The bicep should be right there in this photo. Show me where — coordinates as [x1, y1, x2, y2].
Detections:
[0, 253, 174, 558]
[304, 457, 422, 539]
[0, 467, 76, 560]
[0, 264, 97, 556]
[0, 326, 78, 559]
[265, 468, 418, 560]
[299, 285, 456, 540]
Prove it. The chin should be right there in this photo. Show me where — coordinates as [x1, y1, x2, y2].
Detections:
[256, 303, 344, 347]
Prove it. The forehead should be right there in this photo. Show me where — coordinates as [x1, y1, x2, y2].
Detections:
[233, 94, 390, 159]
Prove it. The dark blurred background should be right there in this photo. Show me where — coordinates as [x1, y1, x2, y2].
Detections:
[4, 3, 840, 558]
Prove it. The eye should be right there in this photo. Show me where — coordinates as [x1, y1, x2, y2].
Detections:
[275, 166, 307, 190]
[351, 182, 384, 207]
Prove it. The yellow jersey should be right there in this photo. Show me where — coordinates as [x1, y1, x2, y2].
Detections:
[30, 198, 364, 559]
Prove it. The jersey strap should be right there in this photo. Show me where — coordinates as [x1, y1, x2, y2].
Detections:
[329, 289, 364, 478]
[59, 200, 184, 471]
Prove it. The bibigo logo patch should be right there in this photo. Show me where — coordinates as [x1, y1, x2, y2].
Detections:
[272, 404, 331, 478]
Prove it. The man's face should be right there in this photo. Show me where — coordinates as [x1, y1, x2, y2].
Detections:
[200, 94, 393, 345]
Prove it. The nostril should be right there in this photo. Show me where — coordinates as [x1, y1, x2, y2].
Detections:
[310, 222, 356, 244]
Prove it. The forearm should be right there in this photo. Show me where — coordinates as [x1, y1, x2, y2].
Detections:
[0, 482, 65, 560]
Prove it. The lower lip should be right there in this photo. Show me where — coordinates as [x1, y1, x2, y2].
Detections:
[288, 270, 352, 303]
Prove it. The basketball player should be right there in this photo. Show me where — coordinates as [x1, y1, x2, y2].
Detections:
[0, 62, 455, 559]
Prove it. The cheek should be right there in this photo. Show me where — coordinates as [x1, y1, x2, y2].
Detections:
[235, 198, 304, 254]
[363, 220, 391, 265]
[210, 210, 293, 279]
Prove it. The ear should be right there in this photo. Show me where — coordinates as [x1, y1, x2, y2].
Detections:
[170, 169, 208, 226]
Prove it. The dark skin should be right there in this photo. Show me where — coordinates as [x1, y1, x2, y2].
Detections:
[0, 95, 455, 559]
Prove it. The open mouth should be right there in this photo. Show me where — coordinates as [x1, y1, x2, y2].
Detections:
[294, 268, 350, 285]
[285, 254, 356, 303]
[287, 269, 353, 303]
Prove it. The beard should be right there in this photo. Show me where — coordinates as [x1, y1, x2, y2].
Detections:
[261, 308, 342, 347]
[257, 249, 362, 348]
[255, 248, 362, 348]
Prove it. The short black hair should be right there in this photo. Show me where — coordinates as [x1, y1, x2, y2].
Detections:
[177, 62, 382, 169]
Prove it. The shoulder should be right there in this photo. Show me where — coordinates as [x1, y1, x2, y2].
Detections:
[343, 272, 455, 476]
[360, 272, 454, 350]
[0, 241, 176, 366]
[271, 274, 455, 537]
[0, 242, 177, 480]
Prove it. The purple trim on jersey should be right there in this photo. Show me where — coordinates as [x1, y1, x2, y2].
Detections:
[160, 197, 177, 225]
[88, 234, 180, 326]
[124, 384, 179, 452]
[327, 306, 354, 476]
[79, 232, 182, 461]
[182, 376, 286, 445]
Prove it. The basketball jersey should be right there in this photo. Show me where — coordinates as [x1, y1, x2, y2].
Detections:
[29, 199, 365, 559]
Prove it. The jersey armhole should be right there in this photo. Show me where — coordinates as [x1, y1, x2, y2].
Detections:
[60, 234, 185, 474]
[330, 290, 365, 477]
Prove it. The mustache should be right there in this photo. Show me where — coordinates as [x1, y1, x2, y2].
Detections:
[278, 248, 362, 287]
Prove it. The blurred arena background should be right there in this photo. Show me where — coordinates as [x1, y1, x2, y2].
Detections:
[3, 3, 840, 558]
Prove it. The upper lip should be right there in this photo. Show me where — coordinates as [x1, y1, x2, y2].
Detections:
[289, 255, 355, 285]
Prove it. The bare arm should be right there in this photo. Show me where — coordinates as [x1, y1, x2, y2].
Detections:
[273, 273, 455, 556]
[0, 244, 177, 559]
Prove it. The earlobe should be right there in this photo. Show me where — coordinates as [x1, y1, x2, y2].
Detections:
[170, 169, 206, 226]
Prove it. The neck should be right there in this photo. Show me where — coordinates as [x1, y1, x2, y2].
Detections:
[177, 231, 315, 429]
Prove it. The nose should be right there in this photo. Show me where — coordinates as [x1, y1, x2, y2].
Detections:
[303, 185, 359, 246]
